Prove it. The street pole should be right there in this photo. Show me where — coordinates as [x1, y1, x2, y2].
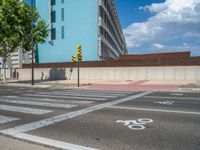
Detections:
[77, 58, 80, 87]
[31, 0, 34, 86]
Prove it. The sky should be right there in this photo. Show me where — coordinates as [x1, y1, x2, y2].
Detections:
[4, 0, 200, 57]
[115, 0, 200, 56]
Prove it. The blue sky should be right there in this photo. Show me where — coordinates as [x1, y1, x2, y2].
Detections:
[25, 0, 200, 56]
[115, 0, 200, 56]
[115, 0, 165, 28]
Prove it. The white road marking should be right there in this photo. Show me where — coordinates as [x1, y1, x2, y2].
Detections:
[0, 105, 52, 115]
[4, 96, 19, 98]
[62, 89, 132, 94]
[13, 133, 98, 150]
[23, 94, 107, 101]
[116, 118, 153, 130]
[1, 89, 12, 92]
[153, 101, 175, 105]
[0, 115, 19, 124]
[4, 96, 94, 104]
[0, 99, 77, 109]
[110, 106, 200, 115]
[144, 96, 200, 100]
[1, 91, 152, 135]
[51, 90, 129, 95]
[39, 92, 122, 98]
[169, 93, 183, 96]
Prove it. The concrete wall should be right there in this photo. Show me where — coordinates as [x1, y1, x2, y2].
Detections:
[3, 66, 199, 81]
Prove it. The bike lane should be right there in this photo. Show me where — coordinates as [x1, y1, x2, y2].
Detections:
[26, 99, 200, 150]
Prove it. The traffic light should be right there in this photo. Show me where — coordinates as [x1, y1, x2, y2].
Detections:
[77, 45, 82, 55]
[78, 54, 82, 62]
[72, 55, 77, 62]
[77, 45, 83, 62]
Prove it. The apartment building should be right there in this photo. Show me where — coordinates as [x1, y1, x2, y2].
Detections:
[36, 0, 127, 63]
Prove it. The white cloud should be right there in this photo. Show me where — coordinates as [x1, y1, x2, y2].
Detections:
[153, 43, 165, 49]
[124, 0, 200, 55]
[140, 3, 167, 13]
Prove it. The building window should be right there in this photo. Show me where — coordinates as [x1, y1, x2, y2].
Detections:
[61, 0, 64, 3]
[51, 28, 56, 40]
[61, 26, 64, 39]
[61, 8, 64, 21]
[51, 0, 56, 6]
[51, 11, 56, 23]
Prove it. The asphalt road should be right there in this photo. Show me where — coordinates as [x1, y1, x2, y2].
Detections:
[0, 85, 200, 150]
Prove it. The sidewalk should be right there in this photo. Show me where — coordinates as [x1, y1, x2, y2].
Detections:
[2, 79, 200, 92]
[0, 135, 55, 150]
[86, 80, 200, 92]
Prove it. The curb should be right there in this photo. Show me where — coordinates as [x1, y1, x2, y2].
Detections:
[0, 83, 88, 90]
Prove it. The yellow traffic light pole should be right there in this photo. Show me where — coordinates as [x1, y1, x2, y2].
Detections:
[72, 45, 82, 87]
[77, 57, 80, 87]
[77, 45, 82, 87]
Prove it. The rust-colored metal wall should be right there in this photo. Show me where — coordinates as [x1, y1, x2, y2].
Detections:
[118, 51, 190, 61]
[23, 52, 200, 68]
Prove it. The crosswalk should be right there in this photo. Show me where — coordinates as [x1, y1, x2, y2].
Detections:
[0, 105, 52, 115]
[4, 96, 94, 104]
[0, 99, 77, 109]
[38, 92, 121, 98]
[0, 115, 19, 124]
[23, 94, 108, 101]
[0, 89, 131, 125]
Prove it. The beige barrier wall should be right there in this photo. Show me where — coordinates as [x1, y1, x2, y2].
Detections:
[2, 66, 199, 81]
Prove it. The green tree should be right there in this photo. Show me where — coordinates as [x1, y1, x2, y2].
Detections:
[19, 1, 48, 53]
[0, 0, 48, 84]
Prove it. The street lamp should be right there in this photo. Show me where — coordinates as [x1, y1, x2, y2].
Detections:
[31, 0, 34, 86]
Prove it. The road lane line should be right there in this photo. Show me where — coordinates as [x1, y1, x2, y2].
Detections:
[23, 94, 107, 101]
[143, 96, 200, 100]
[110, 106, 200, 115]
[1, 91, 152, 135]
[0, 115, 19, 124]
[14, 133, 99, 150]
[0, 105, 52, 115]
[0, 99, 77, 109]
[4, 96, 94, 104]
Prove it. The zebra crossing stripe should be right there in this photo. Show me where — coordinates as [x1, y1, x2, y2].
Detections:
[50, 91, 127, 96]
[0, 105, 52, 115]
[38, 92, 120, 98]
[64, 89, 132, 94]
[0, 115, 19, 124]
[23, 94, 107, 101]
[1, 91, 152, 135]
[3, 96, 94, 104]
[14, 133, 99, 150]
[56, 91, 130, 96]
[0, 99, 77, 109]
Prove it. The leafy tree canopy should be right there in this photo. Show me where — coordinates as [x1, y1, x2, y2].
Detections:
[0, 0, 48, 59]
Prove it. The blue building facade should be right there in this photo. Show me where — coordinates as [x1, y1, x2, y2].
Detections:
[34, 0, 127, 63]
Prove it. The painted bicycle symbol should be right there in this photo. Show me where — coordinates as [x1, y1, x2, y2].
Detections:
[154, 101, 175, 105]
[169, 93, 183, 96]
[116, 118, 153, 130]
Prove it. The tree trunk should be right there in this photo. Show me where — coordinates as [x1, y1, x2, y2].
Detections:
[2, 56, 7, 84]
